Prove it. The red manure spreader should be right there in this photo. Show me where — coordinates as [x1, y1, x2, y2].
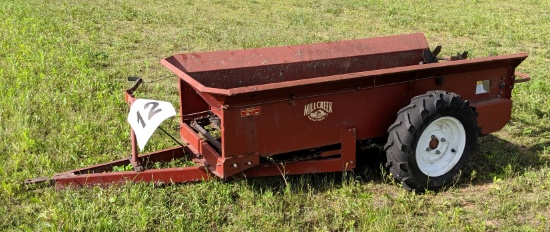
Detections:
[26, 33, 529, 191]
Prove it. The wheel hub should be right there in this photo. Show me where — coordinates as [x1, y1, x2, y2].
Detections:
[416, 116, 466, 177]
[429, 135, 439, 150]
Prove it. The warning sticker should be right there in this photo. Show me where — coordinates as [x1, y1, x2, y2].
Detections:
[475, 80, 490, 94]
[241, 106, 261, 117]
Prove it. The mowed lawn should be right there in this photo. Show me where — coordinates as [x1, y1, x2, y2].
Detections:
[1, 0, 549, 231]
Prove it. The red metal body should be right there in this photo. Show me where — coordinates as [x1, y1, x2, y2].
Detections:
[26, 33, 528, 189]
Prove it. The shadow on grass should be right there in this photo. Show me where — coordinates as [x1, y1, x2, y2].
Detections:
[466, 115, 550, 183]
[467, 134, 550, 181]
[510, 116, 550, 150]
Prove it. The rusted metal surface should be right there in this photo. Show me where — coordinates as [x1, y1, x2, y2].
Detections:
[162, 33, 428, 91]
[473, 99, 513, 135]
[55, 146, 186, 175]
[53, 166, 212, 190]
[162, 33, 429, 95]
[124, 78, 143, 171]
[340, 128, 357, 170]
[29, 33, 530, 188]
[242, 158, 343, 177]
[514, 72, 531, 83]
[25, 146, 189, 188]
[24, 176, 51, 185]
[189, 120, 222, 150]
[160, 33, 528, 180]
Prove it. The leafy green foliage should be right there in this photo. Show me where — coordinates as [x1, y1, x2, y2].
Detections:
[1, 0, 549, 231]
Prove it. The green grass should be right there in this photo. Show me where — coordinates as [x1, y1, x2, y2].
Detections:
[1, 0, 549, 230]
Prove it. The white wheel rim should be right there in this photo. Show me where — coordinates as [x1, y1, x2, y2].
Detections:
[415, 116, 466, 177]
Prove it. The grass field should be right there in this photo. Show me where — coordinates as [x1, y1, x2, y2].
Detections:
[1, 0, 549, 231]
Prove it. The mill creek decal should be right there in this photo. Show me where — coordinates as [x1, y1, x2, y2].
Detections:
[304, 101, 333, 121]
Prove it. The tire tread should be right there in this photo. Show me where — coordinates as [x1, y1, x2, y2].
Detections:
[385, 91, 478, 191]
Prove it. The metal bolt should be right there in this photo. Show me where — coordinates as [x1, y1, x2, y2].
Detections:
[435, 150, 441, 154]
[349, 160, 354, 164]
[247, 161, 252, 165]
[436, 76, 445, 85]
[440, 137, 446, 142]
[232, 164, 238, 168]
[431, 135, 436, 139]
[426, 147, 431, 151]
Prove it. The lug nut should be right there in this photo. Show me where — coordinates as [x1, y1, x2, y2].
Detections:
[431, 135, 436, 139]
[426, 147, 431, 151]
[435, 150, 441, 154]
[441, 138, 446, 142]
[247, 161, 252, 165]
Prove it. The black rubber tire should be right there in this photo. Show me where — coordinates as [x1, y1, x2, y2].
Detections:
[384, 91, 478, 191]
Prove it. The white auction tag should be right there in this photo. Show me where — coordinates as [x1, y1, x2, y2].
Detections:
[127, 99, 176, 151]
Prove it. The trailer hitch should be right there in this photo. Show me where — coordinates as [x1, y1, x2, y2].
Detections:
[24, 79, 148, 186]
[24, 176, 53, 186]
